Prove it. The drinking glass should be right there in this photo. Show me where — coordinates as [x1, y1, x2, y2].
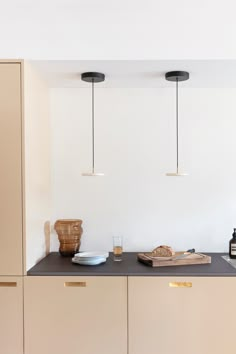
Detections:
[113, 236, 123, 261]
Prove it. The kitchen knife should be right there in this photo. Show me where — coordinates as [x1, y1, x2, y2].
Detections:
[172, 248, 195, 261]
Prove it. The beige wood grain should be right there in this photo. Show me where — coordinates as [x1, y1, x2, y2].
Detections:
[129, 276, 236, 354]
[0, 276, 23, 354]
[138, 252, 211, 267]
[0, 60, 23, 63]
[24, 276, 127, 354]
[0, 63, 23, 275]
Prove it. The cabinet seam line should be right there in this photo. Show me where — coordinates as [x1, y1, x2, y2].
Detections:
[127, 276, 129, 354]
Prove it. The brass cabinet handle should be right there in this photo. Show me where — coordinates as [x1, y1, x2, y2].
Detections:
[169, 282, 192, 288]
[64, 282, 86, 287]
[0, 282, 17, 287]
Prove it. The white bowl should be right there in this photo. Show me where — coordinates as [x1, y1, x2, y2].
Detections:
[72, 257, 106, 266]
[74, 251, 109, 260]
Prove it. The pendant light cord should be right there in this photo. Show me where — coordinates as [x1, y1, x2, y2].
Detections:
[92, 79, 95, 173]
[176, 79, 179, 173]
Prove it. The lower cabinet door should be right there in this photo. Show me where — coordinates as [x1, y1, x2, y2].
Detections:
[24, 276, 127, 354]
[0, 276, 23, 354]
[129, 276, 236, 354]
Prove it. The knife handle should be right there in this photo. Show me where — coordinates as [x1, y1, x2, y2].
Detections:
[186, 248, 195, 253]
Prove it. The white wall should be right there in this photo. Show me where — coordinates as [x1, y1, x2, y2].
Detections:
[50, 87, 236, 253]
[24, 62, 51, 270]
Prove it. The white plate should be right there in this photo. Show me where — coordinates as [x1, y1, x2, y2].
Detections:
[72, 257, 106, 266]
[74, 251, 109, 260]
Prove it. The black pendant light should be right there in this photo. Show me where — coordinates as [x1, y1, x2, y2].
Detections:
[81, 72, 105, 176]
[165, 71, 189, 176]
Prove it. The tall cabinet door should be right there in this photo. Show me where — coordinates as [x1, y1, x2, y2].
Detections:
[129, 276, 236, 354]
[24, 276, 127, 354]
[0, 63, 23, 275]
[0, 276, 23, 354]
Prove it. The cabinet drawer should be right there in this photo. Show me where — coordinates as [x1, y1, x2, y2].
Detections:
[0, 276, 23, 354]
[24, 276, 127, 354]
[129, 276, 236, 354]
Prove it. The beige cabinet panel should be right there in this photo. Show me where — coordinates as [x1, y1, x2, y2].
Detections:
[24, 276, 127, 354]
[129, 276, 236, 354]
[0, 276, 23, 354]
[0, 63, 23, 275]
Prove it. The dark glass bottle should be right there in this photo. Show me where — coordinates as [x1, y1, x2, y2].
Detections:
[229, 228, 236, 259]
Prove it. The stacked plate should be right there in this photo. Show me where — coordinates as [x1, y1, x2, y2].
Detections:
[72, 251, 109, 266]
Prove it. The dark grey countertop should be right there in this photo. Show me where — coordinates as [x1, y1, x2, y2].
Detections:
[27, 252, 236, 276]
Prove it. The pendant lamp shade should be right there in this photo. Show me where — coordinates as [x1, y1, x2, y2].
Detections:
[81, 72, 105, 177]
[165, 71, 189, 177]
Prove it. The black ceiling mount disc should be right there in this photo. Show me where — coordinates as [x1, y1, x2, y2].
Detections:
[81, 72, 105, 83]
[165, 71, 189, 82]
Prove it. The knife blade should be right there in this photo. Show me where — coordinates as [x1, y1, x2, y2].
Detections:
[172, 248, 195, 261]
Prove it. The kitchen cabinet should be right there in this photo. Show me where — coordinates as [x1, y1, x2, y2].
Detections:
[128, 276, 236, 354]
[24, 276, 127, 354]
[0, 60, 50, 274]
[0, 62, 23, 275]
[0, 59, 50, 354]
[0, 276, 23, 354]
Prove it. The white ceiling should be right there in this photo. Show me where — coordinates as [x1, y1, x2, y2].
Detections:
[0, 0, 236, 60]
[1, 1, 236, 60]
[32, 60, 236, 88]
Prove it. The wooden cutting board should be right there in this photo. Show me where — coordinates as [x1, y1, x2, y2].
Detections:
[138, 252, 211, 267]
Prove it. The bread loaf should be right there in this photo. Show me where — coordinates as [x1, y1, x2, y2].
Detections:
[151, 245, 175, 257]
